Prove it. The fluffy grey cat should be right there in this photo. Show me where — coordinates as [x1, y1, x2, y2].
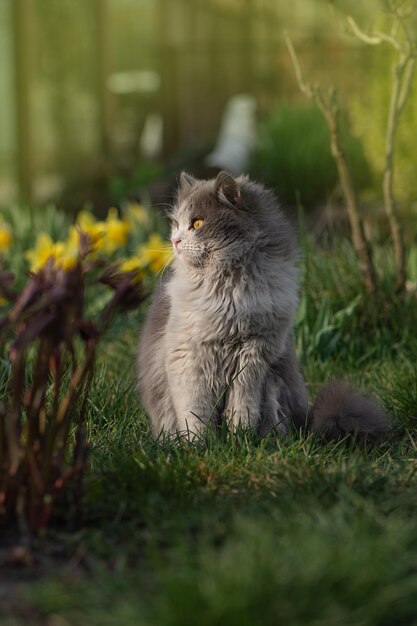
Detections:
[138, 171, 390, 442]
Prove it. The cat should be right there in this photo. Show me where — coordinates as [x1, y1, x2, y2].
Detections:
[138, 171, 391, 442]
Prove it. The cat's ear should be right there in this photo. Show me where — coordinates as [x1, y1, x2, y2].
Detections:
[215, 171, 242, 207]
[179, 172, 197, 195]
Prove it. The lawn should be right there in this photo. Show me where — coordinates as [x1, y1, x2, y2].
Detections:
[2, 211, 417, 625]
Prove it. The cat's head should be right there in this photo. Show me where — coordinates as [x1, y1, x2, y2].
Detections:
[169, 171, 258, 269]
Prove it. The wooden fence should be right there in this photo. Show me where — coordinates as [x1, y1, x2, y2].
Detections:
[0, 0, 324, 205]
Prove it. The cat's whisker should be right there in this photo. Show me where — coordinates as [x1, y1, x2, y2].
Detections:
[153, 202, 174, 209]
[152, 254, 175, 284]
[142, 249, 172, 253]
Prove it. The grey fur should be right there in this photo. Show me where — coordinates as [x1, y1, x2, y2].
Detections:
[310, 381, 391, 443]
[137, 171, 390, 441]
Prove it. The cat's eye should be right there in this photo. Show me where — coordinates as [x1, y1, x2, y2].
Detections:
[171, 218, 178, 228]
[192, 219, 205, 230]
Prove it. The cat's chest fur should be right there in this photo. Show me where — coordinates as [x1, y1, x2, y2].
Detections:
[166, 253, 297, 347]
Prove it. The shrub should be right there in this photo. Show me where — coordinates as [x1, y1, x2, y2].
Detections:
[0, 203, 172, 536]
[250, 102, 373, 208]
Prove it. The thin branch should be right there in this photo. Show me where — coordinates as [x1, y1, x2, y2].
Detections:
[382, 49, 415, 293]
[346, 16, 402, 51]
[397, 55, 416, 114]
[345, 4, 416, 294]
[284, 32, 313, 98]
[285, 34, 378, 296]
[391, 0, 416, 45]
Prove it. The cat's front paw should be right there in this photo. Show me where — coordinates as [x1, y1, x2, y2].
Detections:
[175, 411, 210, 438]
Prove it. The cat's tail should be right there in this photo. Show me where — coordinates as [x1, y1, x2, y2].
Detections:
[308, 380, 391, 443]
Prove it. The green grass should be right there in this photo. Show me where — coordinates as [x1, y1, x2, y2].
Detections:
[3, 230, 417, 626]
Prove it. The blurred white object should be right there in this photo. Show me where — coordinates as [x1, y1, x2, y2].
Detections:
[205, 94, 257, 175]
[140, 113, 163, 160]
[107, 70, 161, 95]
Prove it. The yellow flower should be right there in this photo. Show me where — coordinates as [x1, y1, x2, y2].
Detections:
[136, 233, 173, 273]
[0, 223, 12, 252]
[54, 227, 80, 270]
[76, 210, 96, 229]
[120, 257, 143, 273]
[75, 210, 105, 252]
[25, 231, 79, 273]
[126, 202, 148, 227]
[119, 234, 172, 278]
[75, 208, 131, 254]
[0, 297, 8, 307]
[102, 208, 131, 253]
[119, 257, 145, 283]
[25, 233, 56, 272]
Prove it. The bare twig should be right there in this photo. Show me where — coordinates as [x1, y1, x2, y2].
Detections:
[285, 33, 378, 295]
[346, 7, 416, 294]
[397, 55, 416, 113]
[346, 16, 402, 50]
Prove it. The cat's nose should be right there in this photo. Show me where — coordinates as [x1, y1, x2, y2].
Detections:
[172, 237, 181, 248]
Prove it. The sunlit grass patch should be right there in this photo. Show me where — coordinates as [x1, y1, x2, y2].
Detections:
[1, 203, 417, 624]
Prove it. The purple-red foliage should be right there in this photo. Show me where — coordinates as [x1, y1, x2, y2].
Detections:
[0, 254, 146, 536]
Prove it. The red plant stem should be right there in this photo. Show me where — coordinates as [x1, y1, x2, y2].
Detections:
[27, 337, 54, 447]
[42, 339, 96, 488]
[55, 343, 96, 464]
[51, 347, 63, 422]
[6, 351, 25, 476]
[0, 403, 6, 489]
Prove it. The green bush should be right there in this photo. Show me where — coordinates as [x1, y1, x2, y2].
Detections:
[350, 48, 417, 205]
[250, 103, 373, 208]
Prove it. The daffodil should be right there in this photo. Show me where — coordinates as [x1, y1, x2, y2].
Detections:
[54, 227, 80, 270]
[25, 234, 57, 272]
[76, 210, 96, 230]
[118, 234, 172, 279]
[25, 231, 80, 273]
[102, 208, 131, 253]
[126, 202, 148, 227]
[119, 257, 145, 283]
[76, 210, 105, 252]
[75, 208, 131, 254]
[0, 222, 12, 252]
[136, 233, 173, 273]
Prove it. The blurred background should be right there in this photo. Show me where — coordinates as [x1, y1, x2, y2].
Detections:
[0, 0, 416, 223]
